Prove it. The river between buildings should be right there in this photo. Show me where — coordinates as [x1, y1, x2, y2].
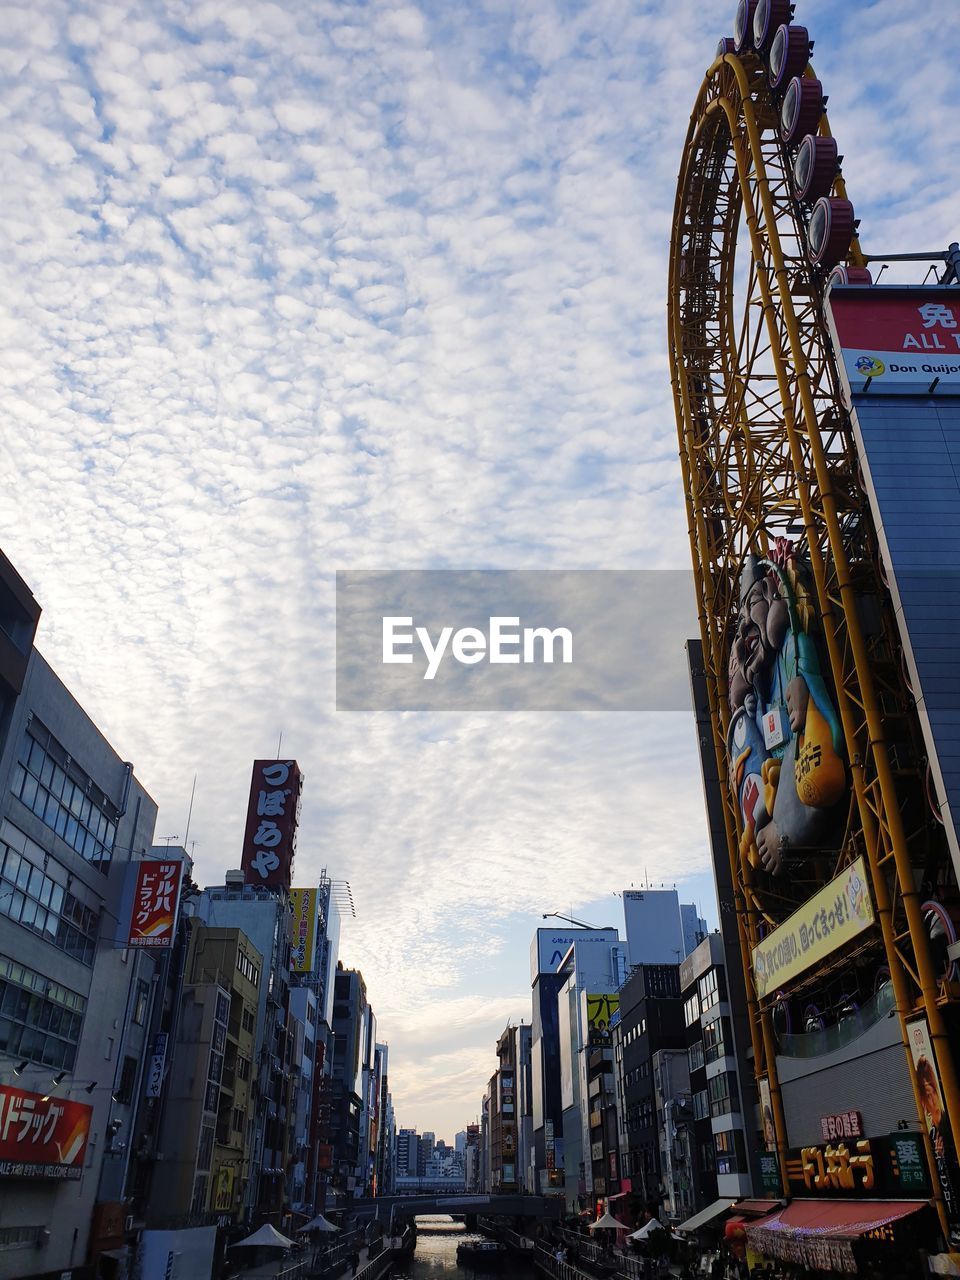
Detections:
[408, 1216, 531, 1280]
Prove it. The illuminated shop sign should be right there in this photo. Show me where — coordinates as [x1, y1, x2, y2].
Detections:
[785, 1131, 929, 1199]
[0, 1086, 92, 1180]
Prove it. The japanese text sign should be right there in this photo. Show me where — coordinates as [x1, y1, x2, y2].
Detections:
[820, 1111, 863, 1142]
[126, 859, 184, 947]
[240, 759, 303, 889]
[0, 1085, 92, 1180]
[827, 286, 960, 397]
[752, 856, 874, 999]
[290, 887, 319, 973]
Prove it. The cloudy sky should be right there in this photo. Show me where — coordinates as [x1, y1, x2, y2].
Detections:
[2, 0, 958, 1139]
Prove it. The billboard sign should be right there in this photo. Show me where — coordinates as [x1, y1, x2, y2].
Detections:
[907, 1016, 960, 1244]
[586, 992, 619, 1032]
[290, 887, 319, 973]
[827, 286, 960, 397]
[125, 858, 184, 947]
[0, 1085, 92, 1179]
[145, 1032, 168, 1099]
[751, 857, 874, 999]
[530, 927, 619, 983]
[240, 759, 303, 889]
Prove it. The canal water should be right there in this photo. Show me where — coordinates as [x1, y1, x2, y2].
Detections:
[408, 1216, 530, 1280]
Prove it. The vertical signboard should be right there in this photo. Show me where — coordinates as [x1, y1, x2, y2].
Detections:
[125, 858, 185, 948]
[907, 1017, 960, 1245]
[290, 887, 319, 973]
[240, 759, 303, 889]
[145, 1032, 169, 1099]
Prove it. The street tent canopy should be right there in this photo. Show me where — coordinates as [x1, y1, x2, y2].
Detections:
[674, 1199, 738, 1235]
[628, 1218, 664, 1240]
[231, 1224, 296, 1249]
[299, 1215, 340, 1233]
[589, 1212, 630, 1231]
[745, 1199, 928, 1273]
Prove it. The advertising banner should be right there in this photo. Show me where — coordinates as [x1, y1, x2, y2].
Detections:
[145, 1031, 168, 1099]
[125, 858, 184, 947]
[758, 1076, 775, 1152]
[0, 1085, 92, 1179]
[290, 887, 319, 973]
[212, 1165, 234, 1212]
[751, 857, 874, 999]
[240, 759, 303, 889]
[907, 1017, 960, 1244]
[586, 992, 619, 1031]
[827, 286, 960, 397]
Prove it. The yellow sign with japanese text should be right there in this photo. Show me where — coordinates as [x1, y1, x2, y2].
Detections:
[752, 857, 874, 1000]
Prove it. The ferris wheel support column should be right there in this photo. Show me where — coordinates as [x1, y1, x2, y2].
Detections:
[728, 62, 960, 1183]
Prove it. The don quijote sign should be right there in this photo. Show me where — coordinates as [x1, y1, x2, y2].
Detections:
[241, 759, 303, 889]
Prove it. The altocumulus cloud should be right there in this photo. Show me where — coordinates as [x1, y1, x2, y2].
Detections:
[0, 0, 957, 1134]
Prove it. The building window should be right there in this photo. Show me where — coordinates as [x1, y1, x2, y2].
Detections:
[133, 980, 149, 1025]
[0, 830, 100, 965]
[11, 723, 118, 872]
[114, 1054, 138, 1104]
[715, 1128, 746, 1175]
[693, 1090, 709, 1121]
[707, 1071, 740, 1118]
[237, 1055, 251, 1081]
[191, 1174, 208, 1214]
[700, 1139, 716, 1173]
[703, 1016, 730, 1064]
[688, 1041, 704, 1074]
[684, 993, 700, 1027]
[698, 968, 719, 1013]
[0, 1224, 46, 1249]
[0, 954, 86, 1070]
[241, 1008, 255, 1035]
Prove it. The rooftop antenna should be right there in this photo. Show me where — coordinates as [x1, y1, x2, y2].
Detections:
[183, 774, 197, 851]
[159, 835, 179, 847]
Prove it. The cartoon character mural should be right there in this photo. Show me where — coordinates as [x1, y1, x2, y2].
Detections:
[727, 540, 846, 875]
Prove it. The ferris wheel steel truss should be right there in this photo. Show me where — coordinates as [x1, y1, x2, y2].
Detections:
[668, 44, 960, 1231]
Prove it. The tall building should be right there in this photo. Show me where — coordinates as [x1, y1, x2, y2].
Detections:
[329, 964, 367, 1197]
[529, 925, 620, 1199]
[151, 920, 262, 1223]
[680, 904, 708, 958]
[613, 964, 684, 1218]
[0, 550, 161, 1280]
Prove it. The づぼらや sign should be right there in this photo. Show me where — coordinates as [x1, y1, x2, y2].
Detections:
[240, 760, 303, 889]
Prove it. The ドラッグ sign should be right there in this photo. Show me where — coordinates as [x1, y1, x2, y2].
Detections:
[0, 1085, 92, 1179]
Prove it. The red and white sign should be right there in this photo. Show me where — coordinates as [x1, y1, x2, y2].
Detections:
[126, 859, 184, 947]
[0, 1085, 92, 1180]
[240, 759, 303, 889]
[827, 286, 960, 397]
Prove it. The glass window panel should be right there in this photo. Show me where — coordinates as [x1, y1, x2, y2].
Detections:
[105, 822, 116, 849]
[44, 912, 57, 939]
[64, 817, 78, 847]
[9, 892, 24, 921]
[48, 883, 63, 914]
[32, 787, 47, 818]
[97, 813, 107, 841]
[40, 756, 54, 788]
[20, 774, 37, 809]
[68, 788, 82, 818]
[11, 765, 25, 797]
[27, 867, 43, 900]
[83, 831, 95, 859]
[20, 900, 37, 929]
[52, 766, 66, 799]
[73, 826, 85, 854]
[3, 850, 20, 884]
[28, 740, 45, 774]
[54, 806, 67, 838]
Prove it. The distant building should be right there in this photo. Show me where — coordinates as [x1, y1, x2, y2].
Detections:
[680, 903, 708, 958]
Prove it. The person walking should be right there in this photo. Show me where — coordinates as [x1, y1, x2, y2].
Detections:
[350, 1250, 361, 1276]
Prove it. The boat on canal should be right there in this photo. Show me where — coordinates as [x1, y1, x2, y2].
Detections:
[455, 1239, 508, 1270]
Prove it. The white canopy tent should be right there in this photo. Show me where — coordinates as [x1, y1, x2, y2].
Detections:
[628, 1218, 663, 1241]
[589, 1212, 630, 1232]
[230, 1224, 295, 1250]
[298, 1215, 340, 1234]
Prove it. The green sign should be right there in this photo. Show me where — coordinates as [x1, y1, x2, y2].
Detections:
[889, 1133, 928, 1193]
[759, 1153, 782, 1196]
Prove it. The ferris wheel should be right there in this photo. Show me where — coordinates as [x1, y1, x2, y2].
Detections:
[668, 0, 960, 1232]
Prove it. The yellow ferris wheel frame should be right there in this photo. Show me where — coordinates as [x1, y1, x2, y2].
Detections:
[668, 47, 960, 1236]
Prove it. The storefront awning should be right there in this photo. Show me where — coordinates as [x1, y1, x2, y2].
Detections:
[734, 1199, 783, 1217]
[746, 1200, 929, 1274]
[675, 1198, 738, 1234]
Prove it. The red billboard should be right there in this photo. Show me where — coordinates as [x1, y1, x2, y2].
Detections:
[126, 858, 184, 947]
[827, 286, 960, 396]
[240, 759, 303, 889]
[0, 1085, 93, 1180]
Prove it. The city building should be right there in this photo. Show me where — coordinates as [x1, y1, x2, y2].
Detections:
[329, 964, 367, 1198]
[0, 550, 161, 1280]
[151, 920, 262, 1223]
[651, 1047, 695, 1224]
[622, 888, 706, 968]
[612, 964, 684, 1220]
